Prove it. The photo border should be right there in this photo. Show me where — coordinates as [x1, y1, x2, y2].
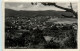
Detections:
[2, 0, 80, 51]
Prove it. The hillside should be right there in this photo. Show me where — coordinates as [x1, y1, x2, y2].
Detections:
[5, 9, 73, 18]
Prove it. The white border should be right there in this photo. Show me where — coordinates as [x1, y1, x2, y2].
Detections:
[2, 0, 80, 51]
[4, 0, 79, 2]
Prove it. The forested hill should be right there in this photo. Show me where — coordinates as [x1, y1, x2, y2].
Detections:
[5, 9, 73, 18]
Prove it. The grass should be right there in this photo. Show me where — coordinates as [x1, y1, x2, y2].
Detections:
[47, 18, 77, 24]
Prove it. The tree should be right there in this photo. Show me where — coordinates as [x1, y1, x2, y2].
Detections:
[31, 2, 77, 18]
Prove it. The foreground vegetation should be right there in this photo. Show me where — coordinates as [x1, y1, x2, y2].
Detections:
[5, 16, 77, 49]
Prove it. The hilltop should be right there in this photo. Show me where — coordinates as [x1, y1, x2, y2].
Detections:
[5, 9, 73, 18]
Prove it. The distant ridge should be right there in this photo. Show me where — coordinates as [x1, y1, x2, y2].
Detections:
[5, 8, 73, 18]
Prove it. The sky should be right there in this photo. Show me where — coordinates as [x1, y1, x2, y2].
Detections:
[5, 2, 77, 12]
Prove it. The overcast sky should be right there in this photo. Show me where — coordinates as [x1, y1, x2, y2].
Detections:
[5, 2, 77, 12]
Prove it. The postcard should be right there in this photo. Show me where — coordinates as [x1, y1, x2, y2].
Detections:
[2, 0, 80, 51]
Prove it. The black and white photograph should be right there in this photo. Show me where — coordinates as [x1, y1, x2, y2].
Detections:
[5, 2, 78, 49]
